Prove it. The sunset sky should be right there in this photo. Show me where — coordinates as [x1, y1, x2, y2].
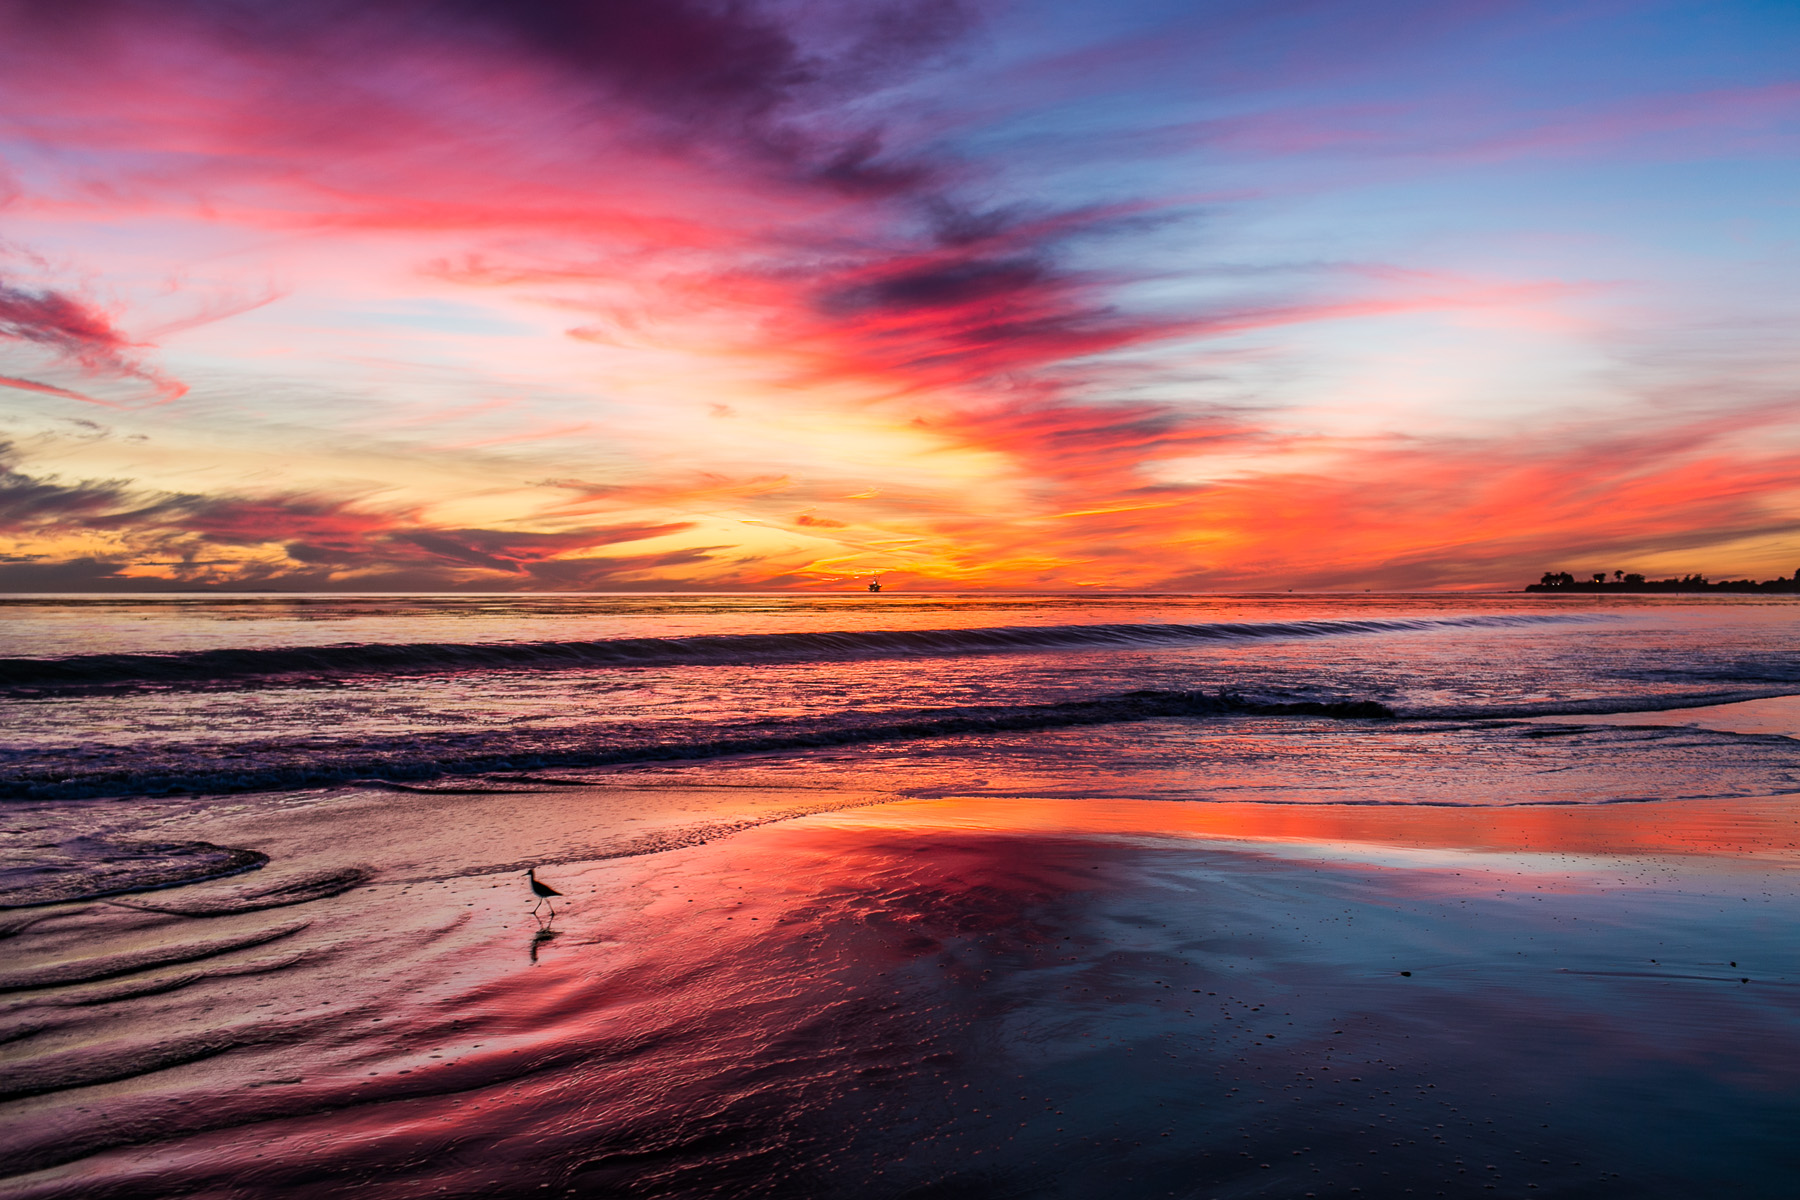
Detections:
[2, 0, 1797, 591]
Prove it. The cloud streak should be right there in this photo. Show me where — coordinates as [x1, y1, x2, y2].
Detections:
[0, 444, 703, 588]
[0, 278, 185, 402]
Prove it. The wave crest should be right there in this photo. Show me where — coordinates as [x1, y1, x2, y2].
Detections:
[0, 614, 1579, 692]
[0, 690, 1394, 801]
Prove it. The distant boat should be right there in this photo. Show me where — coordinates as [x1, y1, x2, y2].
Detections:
[867, 575, 882, 593]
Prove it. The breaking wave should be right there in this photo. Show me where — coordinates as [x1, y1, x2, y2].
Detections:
[5, 679, 1794, 803]
[0, 613, 1582, 692]
[0, 690, 1395, 801]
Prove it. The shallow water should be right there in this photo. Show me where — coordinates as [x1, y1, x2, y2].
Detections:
[2, 593, 1798, 1198]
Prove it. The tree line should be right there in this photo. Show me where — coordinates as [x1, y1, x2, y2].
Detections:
[1527, 569, 1800, 593]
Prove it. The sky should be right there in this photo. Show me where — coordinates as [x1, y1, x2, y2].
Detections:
[1, 0, 1797, 592]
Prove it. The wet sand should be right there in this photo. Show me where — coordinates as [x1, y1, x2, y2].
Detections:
[1523, 693, 1800, 740]
[4, 742, 1800, 1199]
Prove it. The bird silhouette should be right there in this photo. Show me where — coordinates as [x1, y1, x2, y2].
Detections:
[524, 867, 562, 918]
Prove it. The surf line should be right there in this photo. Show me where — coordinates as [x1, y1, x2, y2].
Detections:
[0, 691, 1397, 802]
[0, 613, 1592, 691]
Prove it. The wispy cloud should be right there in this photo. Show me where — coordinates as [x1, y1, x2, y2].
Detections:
[0, 443, 702, 588]
[0, 278, 185, 402]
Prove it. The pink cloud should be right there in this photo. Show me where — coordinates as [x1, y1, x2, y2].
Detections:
[0, 278, 185, 401]
[0, 373, 114, 406]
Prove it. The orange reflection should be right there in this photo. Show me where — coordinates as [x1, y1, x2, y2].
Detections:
[809, 793, 1800, 865]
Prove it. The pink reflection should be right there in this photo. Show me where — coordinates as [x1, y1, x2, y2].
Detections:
[12, 794, 1800, 1197]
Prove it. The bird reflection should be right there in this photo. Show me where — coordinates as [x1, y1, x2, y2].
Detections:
[523, 866, 565, 962]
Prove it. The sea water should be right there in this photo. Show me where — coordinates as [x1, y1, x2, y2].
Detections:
[1, 593, 1798, 1198]
[4, 592, 1798, 799]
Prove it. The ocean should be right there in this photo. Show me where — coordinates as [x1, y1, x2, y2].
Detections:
[2, 592, 1798, 1198]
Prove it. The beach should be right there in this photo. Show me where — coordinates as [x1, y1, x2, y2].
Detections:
[3, 595, 1799, 1197]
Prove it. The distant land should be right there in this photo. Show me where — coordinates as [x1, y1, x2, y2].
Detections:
[1526, 570, 1800, 593]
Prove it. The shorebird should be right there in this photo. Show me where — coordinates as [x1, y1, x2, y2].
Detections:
[524, 867, 562, 917]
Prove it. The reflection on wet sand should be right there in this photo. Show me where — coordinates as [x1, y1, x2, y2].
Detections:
[826, 791, 1800, 866]
[3, 772, 1799, 1199]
